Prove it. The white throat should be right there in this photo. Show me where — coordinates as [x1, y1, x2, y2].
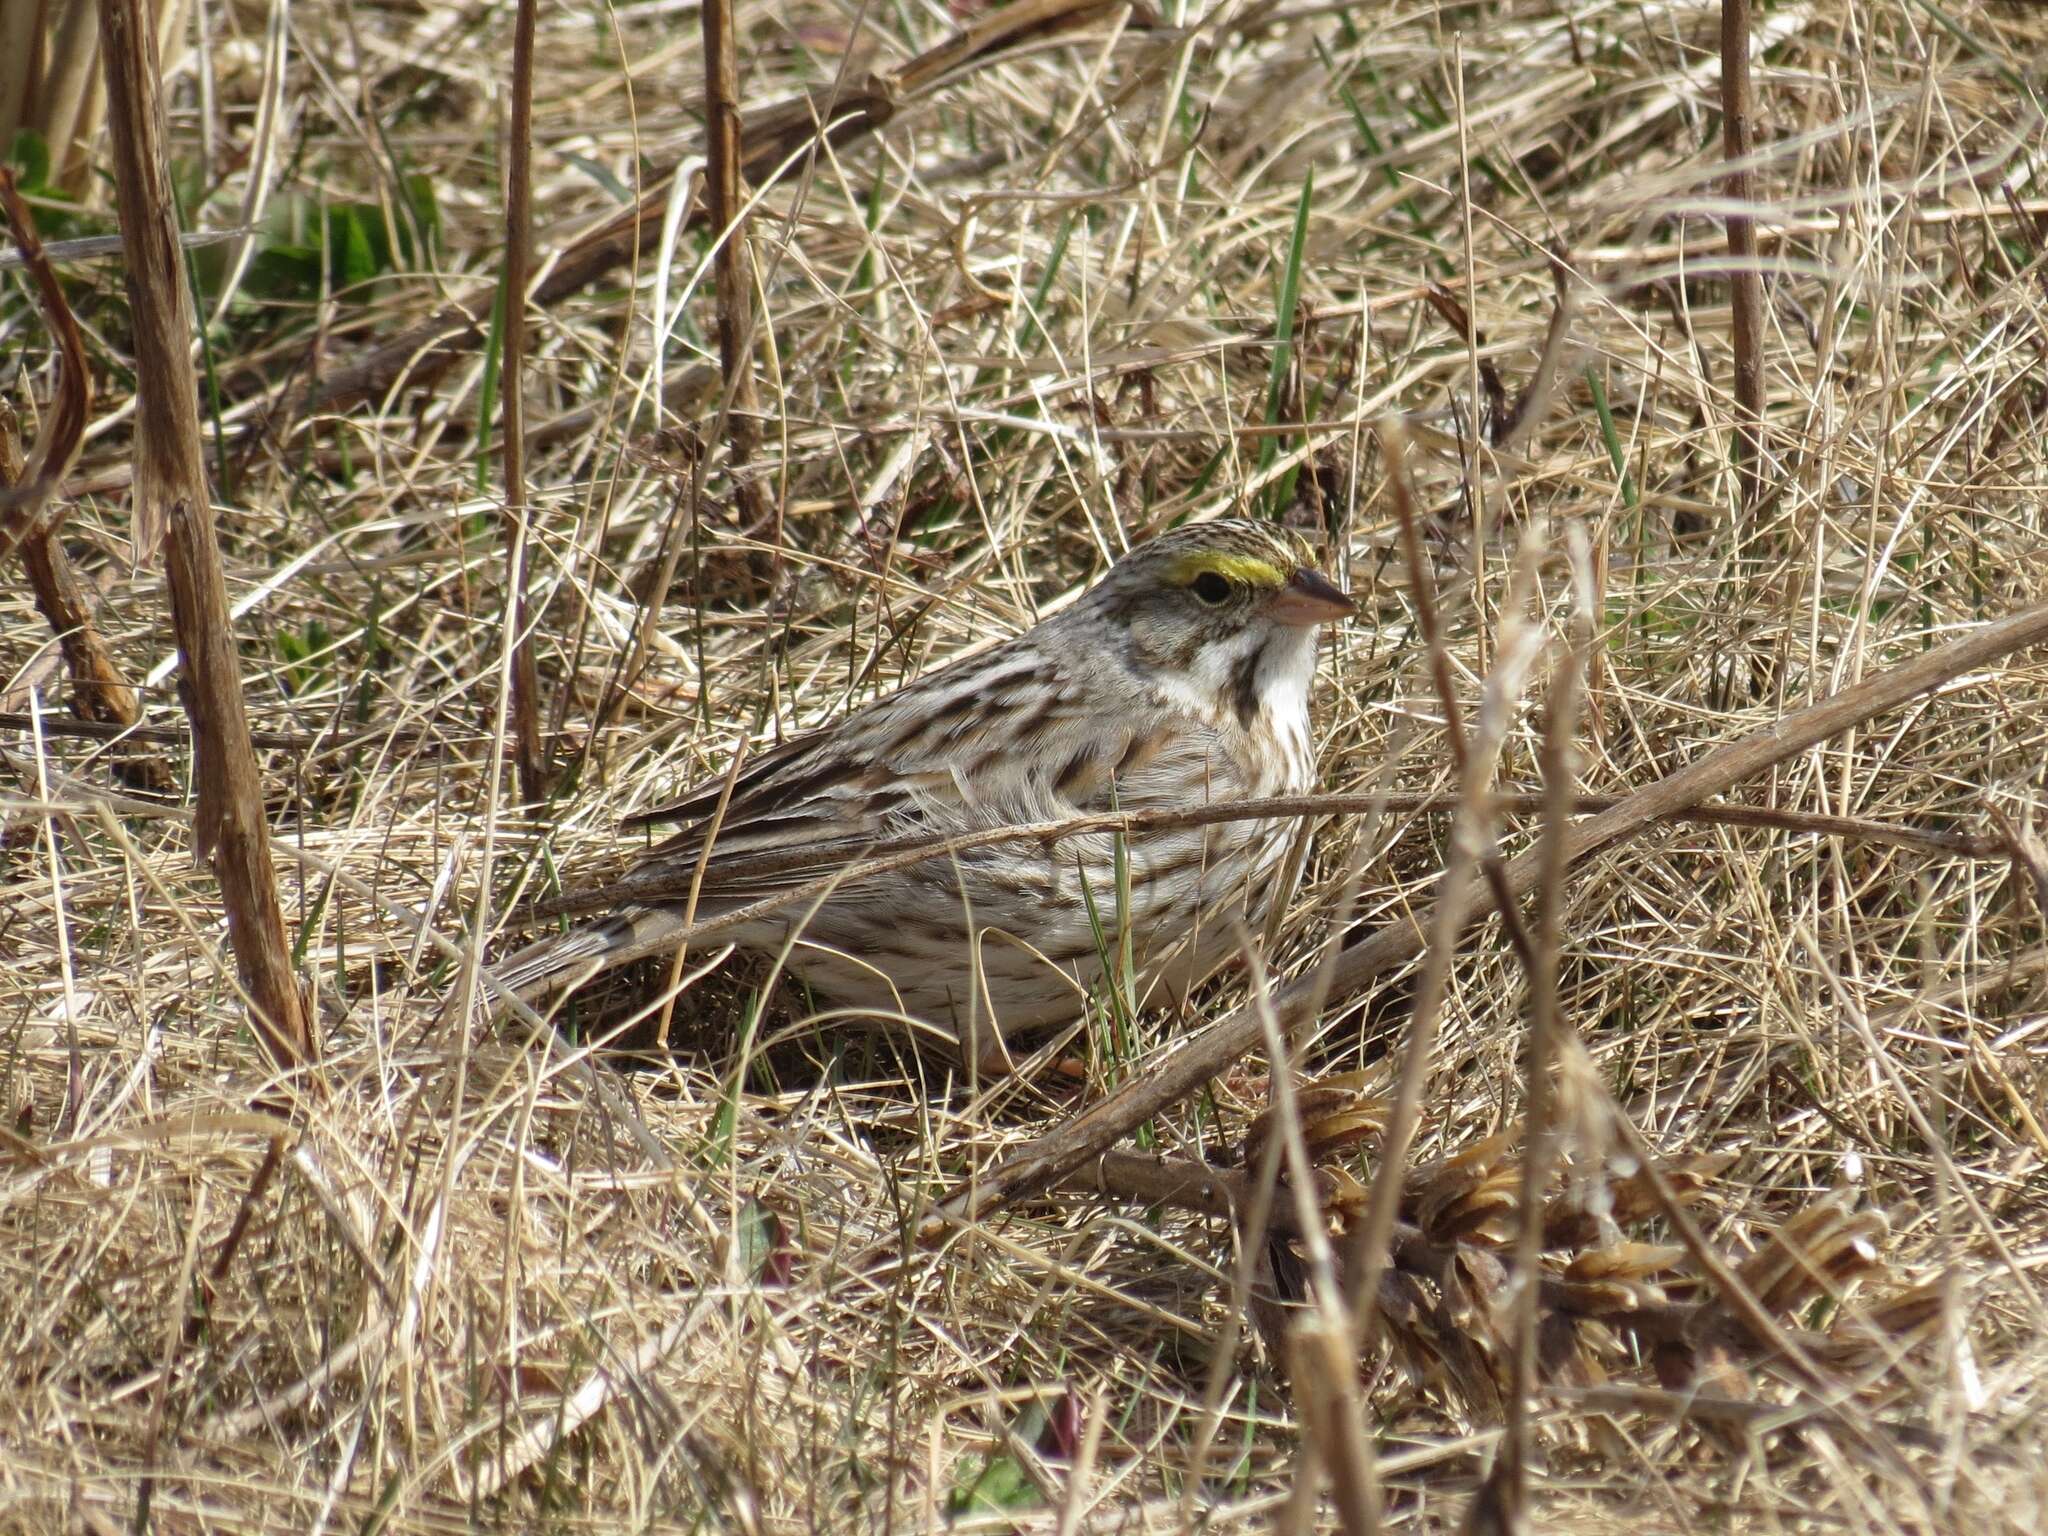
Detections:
[1180, 623, 1319, 730]
[1254, 625, 1317, 721]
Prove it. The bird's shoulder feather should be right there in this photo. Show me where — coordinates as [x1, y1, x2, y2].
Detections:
[614, 626, 1235, 899]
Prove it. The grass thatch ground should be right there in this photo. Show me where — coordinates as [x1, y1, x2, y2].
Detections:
[5, 0, 2048, 1529]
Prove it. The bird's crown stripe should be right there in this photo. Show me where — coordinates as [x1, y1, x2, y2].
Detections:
[1166, 551, 1288, 587]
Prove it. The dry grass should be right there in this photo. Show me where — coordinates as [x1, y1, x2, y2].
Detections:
[5, 0, 2048, 1529]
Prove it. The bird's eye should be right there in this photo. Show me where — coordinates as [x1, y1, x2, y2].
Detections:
[1191, 570, 1232, 605]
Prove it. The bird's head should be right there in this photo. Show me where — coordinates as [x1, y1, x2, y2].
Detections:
[1080, 518, 1355, 720]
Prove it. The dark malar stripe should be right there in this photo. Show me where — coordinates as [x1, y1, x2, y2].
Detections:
[1229, 650, 1262, 730]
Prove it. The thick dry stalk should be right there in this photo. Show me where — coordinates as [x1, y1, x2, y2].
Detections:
[701, 0, 768, 536]
[499, 0, 545, 806]
[1721, 0, 1766, 512]
[96, 0, 316, 1074]
[925, 597, 2048, 1235]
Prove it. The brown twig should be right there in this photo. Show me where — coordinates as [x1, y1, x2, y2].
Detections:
[2, 422, 124, 713]
[1066, 1148, 1275, 1227]
[199, 1133, 284, 1329]
[135, 1178, 206, 1531]
[0, 167, 167, 791]
[920, 597, 2048, 1237]
[701, 0, 770, 541]
[523, 789, 2007, 931]
[0, 176, 162, 765]
[0, 168, 90, 540]
[96, 0, 316, 1075]
[499, 0, 546, 807]
[1721, 0, 1767, 513]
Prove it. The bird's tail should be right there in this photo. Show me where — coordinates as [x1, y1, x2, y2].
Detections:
[486, 904, 697, 1003]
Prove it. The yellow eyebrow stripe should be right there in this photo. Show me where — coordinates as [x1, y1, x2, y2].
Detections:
[1166, 551, 1288, 588]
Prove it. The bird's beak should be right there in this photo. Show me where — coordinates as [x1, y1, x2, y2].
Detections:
[1270, 565, 1357, 627]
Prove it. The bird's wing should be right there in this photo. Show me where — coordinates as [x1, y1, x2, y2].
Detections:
[613, 630, 1162, 902]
